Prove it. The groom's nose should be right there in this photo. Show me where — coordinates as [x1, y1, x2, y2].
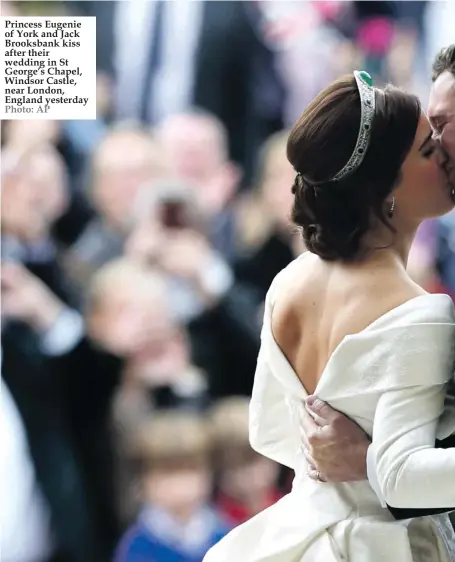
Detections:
[431, 128, 442, 143]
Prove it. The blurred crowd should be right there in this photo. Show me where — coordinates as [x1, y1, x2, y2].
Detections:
[1, 1, 454, 562]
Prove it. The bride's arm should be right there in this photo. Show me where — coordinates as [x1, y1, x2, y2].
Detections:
[372, 382, 455, 509]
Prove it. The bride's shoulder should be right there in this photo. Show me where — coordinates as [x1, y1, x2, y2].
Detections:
[266, 253, 455, 331]
[374, 292, 455, 330]
[355, 293, 455, 389]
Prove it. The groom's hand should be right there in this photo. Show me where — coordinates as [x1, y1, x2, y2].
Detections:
[301, 397, 370, 483]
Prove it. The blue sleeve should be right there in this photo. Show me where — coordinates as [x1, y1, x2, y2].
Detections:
[114, 526, 154, 562]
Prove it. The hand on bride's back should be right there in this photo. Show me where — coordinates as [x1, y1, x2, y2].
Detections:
[301, 397, 370, 483]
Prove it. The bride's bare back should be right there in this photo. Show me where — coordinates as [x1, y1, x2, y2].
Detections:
[271, 252, 426, 395]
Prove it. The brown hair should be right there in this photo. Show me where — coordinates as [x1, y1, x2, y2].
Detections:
[432, 44, 455, 82]
[236, 131, 290, 250]
[209, 397, 257, 468]
[87, 122, 164, 203]
[131, 411, 212, 473]
[86, 258, 167, 313]
[254, 130, 290, 190]
[287, 75, 420, 261]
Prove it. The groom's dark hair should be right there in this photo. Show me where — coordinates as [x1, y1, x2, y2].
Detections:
[432, 44, 455, 81]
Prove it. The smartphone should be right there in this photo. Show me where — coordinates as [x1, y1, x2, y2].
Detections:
[152, 182, 199, 230]
[160, 198, 190, 229]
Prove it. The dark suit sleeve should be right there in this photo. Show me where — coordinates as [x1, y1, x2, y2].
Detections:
[194, 1, 284, 187]
[2, 324, 122, 561]
[46, 337, 124, 555]
[241, 3, 286, 185]
[48, 336, 122, 416]
[189, 282, 261, 398]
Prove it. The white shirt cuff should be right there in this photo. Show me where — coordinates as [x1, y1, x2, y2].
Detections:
[199, 251, 234, 300]
[367, 444, 387, 508]
[40, 308, 84, 356]
[168, 253, 234, 323]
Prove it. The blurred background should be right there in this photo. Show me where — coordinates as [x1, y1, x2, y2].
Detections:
[1, 1, 454, 561]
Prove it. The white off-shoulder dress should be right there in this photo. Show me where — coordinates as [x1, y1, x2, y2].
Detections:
[204, 254, 455, 562]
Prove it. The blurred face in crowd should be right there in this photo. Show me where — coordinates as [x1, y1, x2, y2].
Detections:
[88, 264, 189, 385]
[1, 146, 69, 241]
[4, 120, 61, 151]
[144, 464, 212, 519]
[259, 138, 296, 230]
[428, 70, 455, 183]
[91, 130, 169, 230]
[158, 114, 240, 216]
[125, 181, 205, 267]
[129, 318, 190, 387]
[219, 452, 279, 502]
[28, 146, 69, 222]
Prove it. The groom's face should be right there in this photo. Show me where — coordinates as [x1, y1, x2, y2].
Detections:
[428, 70, 455, 183]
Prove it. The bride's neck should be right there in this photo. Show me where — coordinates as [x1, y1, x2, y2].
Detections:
[388, 230, 418, 268]
[367, 223, 420, 269]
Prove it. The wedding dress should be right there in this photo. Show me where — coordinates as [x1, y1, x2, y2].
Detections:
[204, 254, 455, 562]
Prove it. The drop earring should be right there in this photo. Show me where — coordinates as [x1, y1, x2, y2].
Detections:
[388, 197, 395, 219]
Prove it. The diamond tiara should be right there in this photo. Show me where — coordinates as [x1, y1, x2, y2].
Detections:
[331, 70, 376, 182]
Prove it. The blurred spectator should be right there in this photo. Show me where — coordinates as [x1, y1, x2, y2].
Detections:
[126, 179, 235, 322]
[126, 131, 303, 400]
[2, 122, 94, 247]
[66, 124, 168, 286]
[157, 111, 241, 258]
[2, 146, 68, 239]
[385, 3, 430, 98]
[1, 123, 123, 562]
[114, 412, 229, 562]
[86, 259, 209, 429]
[126, 178, 261, 397]
[234, 131, 304, 301]
[1, 264, 122, 562]
[85, 258, 210, 522]
[424, 0, 455, 76]
[351, 1, 396, 81]
[210, 397, 282, 527]
[256, 1, 353, 125]
[66, 0, 284, 184]
[62, 73, 112, 174]
[1, 145, 75, 303]
[3, 120, 61, 152]
[2, 117, 94, 191]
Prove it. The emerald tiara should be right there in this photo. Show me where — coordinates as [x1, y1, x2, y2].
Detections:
[331, 70, 376, 182]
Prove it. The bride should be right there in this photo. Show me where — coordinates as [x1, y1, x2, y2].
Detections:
[203, 71, 455, 562]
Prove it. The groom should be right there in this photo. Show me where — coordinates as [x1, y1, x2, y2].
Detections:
[301, 43, 455, 522]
